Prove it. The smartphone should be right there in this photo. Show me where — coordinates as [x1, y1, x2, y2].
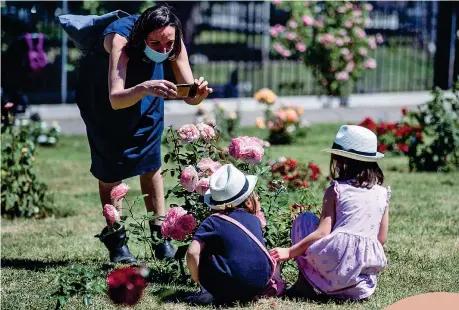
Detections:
[176, 83, 197, 98]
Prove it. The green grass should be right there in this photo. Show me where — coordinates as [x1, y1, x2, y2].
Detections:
[2, 124, 459, 309]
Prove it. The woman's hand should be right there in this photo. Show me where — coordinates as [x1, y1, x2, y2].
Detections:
[269, 247, 292, 262]
[142, 80, 178, 99]
[184, 77, 213, 105]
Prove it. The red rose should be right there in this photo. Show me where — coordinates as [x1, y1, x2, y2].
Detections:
[402, 107, 408, 115]
[358, 117, 376, 132]
[378, 144, 388, 152]
[107, 266, 148, 306]
[397, 143, 409, 153]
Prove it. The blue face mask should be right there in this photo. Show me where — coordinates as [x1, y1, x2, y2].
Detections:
[144, 42, 171, 63]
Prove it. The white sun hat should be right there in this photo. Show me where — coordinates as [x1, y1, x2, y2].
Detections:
[322, 125, 384, 162]
[204, 164, 258, 210]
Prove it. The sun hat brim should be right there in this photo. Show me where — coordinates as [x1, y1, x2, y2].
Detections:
[204, 175, 258, 210]
[322, 148, 384, 162]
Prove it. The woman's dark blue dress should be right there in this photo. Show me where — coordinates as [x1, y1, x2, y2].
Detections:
[76, 15, 164, 183]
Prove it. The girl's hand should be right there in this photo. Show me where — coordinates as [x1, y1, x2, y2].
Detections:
[142, 80, 178, 99]
[269, 247, 291, 262]
[191, 76, 213, 102]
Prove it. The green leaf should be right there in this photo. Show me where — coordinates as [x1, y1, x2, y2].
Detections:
[164, 154, 171, 163]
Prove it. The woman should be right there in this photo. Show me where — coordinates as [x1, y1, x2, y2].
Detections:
[76, 4, 213, 264]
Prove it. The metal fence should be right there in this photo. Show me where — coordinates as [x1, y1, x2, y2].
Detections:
[1, 1, 439, 104]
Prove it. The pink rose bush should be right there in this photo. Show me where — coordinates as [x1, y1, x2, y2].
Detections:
[197, 158, 222, 176]
[271, 1, 383, 97]
[196, 122, 216, 141]
[161, 206, 197, 241]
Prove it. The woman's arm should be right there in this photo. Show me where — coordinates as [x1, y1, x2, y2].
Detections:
[186, 240, 205, 284]
[269, 186, 336, 261]
[378, 205, 389, 245]
[105, 33, 177, 110]
[171, 41, 213, 105]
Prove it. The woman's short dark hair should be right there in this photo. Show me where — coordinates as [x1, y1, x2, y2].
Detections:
[125, 4, 183, 61]
[329, 154, 384, 188]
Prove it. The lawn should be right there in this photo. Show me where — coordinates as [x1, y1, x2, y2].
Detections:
[1, 124, 458, 310]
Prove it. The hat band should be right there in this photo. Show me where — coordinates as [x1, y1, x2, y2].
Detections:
[332, 142, 376, 156]
[210, 178, 250, 205]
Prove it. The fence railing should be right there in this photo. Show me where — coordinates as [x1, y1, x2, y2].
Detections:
[1, 1, 438, 104]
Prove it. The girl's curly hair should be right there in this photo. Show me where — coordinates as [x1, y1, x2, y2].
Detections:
[125, 4, 183, 61]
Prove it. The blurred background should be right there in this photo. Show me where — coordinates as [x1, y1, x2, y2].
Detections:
[1, 1, 458, 107]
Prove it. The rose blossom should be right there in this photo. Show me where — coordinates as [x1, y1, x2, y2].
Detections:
[281, 50, 292, 58]
[345, 61, 355, 72]
[228, 136, 265, 164]
[196, 122, 216, 141]
[376, 33, 384, 44]
[368, 36, 377, 49]
[177, 124, 200, 143]
[161, 207, 197, 241]
[269, 27, 279, 37]
[344, 20, 353, 29]
[197, 158, 222, 176]
[111, 183, 130, 200]
[4, 102, 14, 109]
[335, 38, 344, 46]
[302, 15, 314, 26]
[288, 20, 298, 29]
[335, 71, 349, 81]
[180, 165, 198, 192]
[295, 42, 307, 53]
[355, 27, 366, 39]
[195, 178, 210, 195]
[363, 59, 377, 69]
[285, 32, 297, 41]
[103, 204, 120, 225]
[107, 266, 148, 306]
[341, 48, 350, 56]
[358, 47, 368, 57]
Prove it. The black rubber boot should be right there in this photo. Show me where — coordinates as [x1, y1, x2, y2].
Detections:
[96, 223, 137, 264]
[150, 223, 176, 260]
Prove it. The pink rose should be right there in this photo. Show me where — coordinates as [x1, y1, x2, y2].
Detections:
[355, 27, 366, 39]
[285, 32, 297, 41]
[376, 33, 384, 44]
[320, 33, 335, 46]
[353, 10, 362, 17]
[364, 59, 377, 69]
[281, 50, 292, 58]
[228, 136, 265, 164]
[364, 3, 373, 11]
[111, 183, 130, 200]
[344, 20, 353, 29]
[177, 124, 200, 143]
[272, 0, 282, 5]
[288, 20, 298, 29]
[103, 204, 120, 225]
[274, 43, 285, 54]
[335, 71, 349, 81]
[274, 24, 285, 33]
[275, 110, 287, 121]
[358, 47, 368, 57]
[4, 102, 14, 109]
[302, 15, 314, 26]
[180, 166, 198, 192]
[343, 36, 351, 44]
[339, 29, 347, 36]
[196, 122, 216, 141]
[335, 39, 344, 47]
[295, 42, 307, 53]
[161, 207, 196, 241]
[344, 52, 353, 61]
[368, 36, 377, 49]
[315, 19, 324, 28]
[197, 158, 222, 176]
[345, 61, 355, 73]
[195, 178, 210, 195]
[341, 48, 350, 56]
[269, 27, 279, 37]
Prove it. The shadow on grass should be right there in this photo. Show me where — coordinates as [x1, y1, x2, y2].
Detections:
[1, 258, 72, 271]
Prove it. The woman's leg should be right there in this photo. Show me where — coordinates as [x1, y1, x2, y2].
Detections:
[99, 180, 122, 224]
[97, 179, 136, 264]
[140, 168, 175, 259]
[139, 168, 166, 225]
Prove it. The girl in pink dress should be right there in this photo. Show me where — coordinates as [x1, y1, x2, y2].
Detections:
[270, 125, 391, 300]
